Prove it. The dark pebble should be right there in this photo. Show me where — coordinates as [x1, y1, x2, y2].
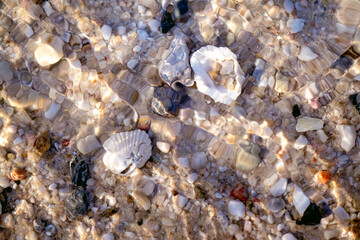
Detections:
[70, 155, 90, 188]
[160, 11, 175, 34]
[194, 184, 207, 199]
[65, 189, 89, 220]
[137, 219, 143, 226]
[331, 56, 353, 74]
[44, 224, 57, 237]
[174, 0, 189, 17]
[349, 94, 358, 105]
[296, 202, 322, 225]
[318, 201, 332, 218]
[33, 219, 45, 233]
[151, 86, 183, 117]
[292, 104, 301, 117]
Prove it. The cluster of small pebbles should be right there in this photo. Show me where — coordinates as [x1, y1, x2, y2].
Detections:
[1, 0, 360, 239]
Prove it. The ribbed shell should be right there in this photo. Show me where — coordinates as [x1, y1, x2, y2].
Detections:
[103, 130, 152, 176]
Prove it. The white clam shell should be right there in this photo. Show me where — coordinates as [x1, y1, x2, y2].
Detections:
[190, 45, 245, 104]
[103, 130, 152, 176]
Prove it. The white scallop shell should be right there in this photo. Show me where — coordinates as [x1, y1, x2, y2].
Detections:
[102, 130, 152, 176]
[190, 45, 245, 104]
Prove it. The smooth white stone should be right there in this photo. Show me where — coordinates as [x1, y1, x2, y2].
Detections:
[287, 18, 304, 33]
[292, 185, 310, 216]
[137, 30, 149, 41]
[175, 194, 188, 209]
[156, 142, 170, 153]
[294, 135, 308, 150]
[244, 220, 252, 232]
[0, 176, 10, 188]
[298, 46, 319, 61]
[282, 233, 297, 240]
[333, 206, 350, 223]
[44, 101, 61, 119]
[148, 19, 160, 33]
[188, 173, 198, 183]
[34, 34, 64, 67]
[283, 0, 294, 14]
[177, 157, 190, 169]
[101, 25, 112, 41]
[270, 178, 287, 197]
[336, 125, 356, 152]
[266, 198, 285, 213]
[102, 233, 114, 240]
[296, 117, 324, 132]
[116, 26, 126, 35]
[77, 135, 101, 154]
[191, 152, 207, 170]
[228, 200, 245, 218]
[317, 129, 328, 143]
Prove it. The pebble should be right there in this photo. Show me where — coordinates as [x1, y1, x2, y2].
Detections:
[132, 190, 151, 210]
[148, 19, 160, 33]
[282, 233, 297, 240]
[70, 155, 90, 188]
[287, 18, 304, 33]
[235, 140, 261, 172]
[333, 205, 350, 223]
[45, 224, 57, 237]
[292, 104, 301, 117]
[34, 131, 51, 155]
[0, 176, 10, 188]
[266, 198, 285, 213]
[228, 200, 245, 218]
[0, 59, 13, 81]
[101, 25, 112, 41]
[317, 129, 328, 143]
[33, 219, 45, 233]
[152, 86, 183, 117]
[65, 189, 89, 220]
[296, 202, 322, 225]
[292, 185, 310, 216]
[283, 0, 294, 14]
[270, 178, 287, 197]
[336, 125, 356, 152]
[116, 26, 126, 35]
[160, 11, 175, 33]
[137, 30, 149, 42]
[191, 152, 207, 170]
[295, 117, 324, 132]
[293, 135, 308, 150]
[230, 184, 249, 201]
[156, 142, 170, 153]
[177, 157, 190, 169]
[188, 173, 198, 183]
[76, 135, 101, 155]
[102, 233, 114, 240]
[298, 46, 319, 61]
[174, 0, 188, 18]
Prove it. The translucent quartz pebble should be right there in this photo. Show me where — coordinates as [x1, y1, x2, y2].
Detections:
[266, 198, 285, 213]
[101, 25, 112, 41]
[295, 117, 324, 132]
[190, 45, 245, 104]
[293, 135, 308, 150]
[283, 0, 294, 14]
[235, 140, 261, 172]
[191, 152, 207, 170]
[333, 205, 350, 223]
[228, 200, 245, 218]
[0, 59, 13, 81]
[336, 125, 356, 152]
[287, 18, 304, 33]
[34, 33, 64, 67]
[292, 185, 310, 216]
[76, 135, 101, 155]
[158, 33, 192, 86]
[298, 46, 318, 61]
[270, 178, 287, 197]
[44, 101, 61, 119]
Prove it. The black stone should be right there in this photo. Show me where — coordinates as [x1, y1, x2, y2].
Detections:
[70, 155, 90, 188]
[296, 202, 322, 225]
[349, 94, 358, 105]
[356, 103, 360, 114]
[160, 11, 175, 34]
[292, 104, 301, 117]
[331, 56, 353, 74]
[174, 0, 189, 17]
[65, 189, 89, 220]
[318, 201, 332, 218]
[137, 219, 143, 226]
[152, 86, 183, 117]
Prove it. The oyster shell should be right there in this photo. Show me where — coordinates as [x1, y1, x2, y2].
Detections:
[103, 130, 152, 176]
[190, 45, 245, 104]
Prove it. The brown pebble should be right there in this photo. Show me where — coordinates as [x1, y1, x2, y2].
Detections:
[34, 131, 51, 155]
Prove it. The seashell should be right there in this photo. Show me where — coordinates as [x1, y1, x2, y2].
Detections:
[34, 131, 51, 155]
[151, 86, 184, 117]
[9, 168, 27, 181]
[190, 45, 246, 104]
[235, 140, 261, 172]
[76, 135, 101, 155]
[34, 33, 64, 67]
[150, 119, 181, 142]
[336, 0, 360, 26]
[132, 190, 151, 210]
[158, 33, 192, 87]
[102, 130, 152, 176]
[65, 189, 89, 220]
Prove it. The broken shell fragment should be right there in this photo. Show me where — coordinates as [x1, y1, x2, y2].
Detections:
[34, 131, 51, 155]
[34, 33, 64, 67]
[102, 130, 152, 176]
[151, 86, 183, 118]
[190, 45, 245, 104]
[235, 140, 261, 172]
[295, 117, 324, 132]
[9, 168, 27, 181]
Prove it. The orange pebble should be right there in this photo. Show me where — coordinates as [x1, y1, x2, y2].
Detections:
[317, 170, 331, 184]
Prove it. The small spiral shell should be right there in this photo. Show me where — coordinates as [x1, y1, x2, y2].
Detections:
[9, 168, 27, 181]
